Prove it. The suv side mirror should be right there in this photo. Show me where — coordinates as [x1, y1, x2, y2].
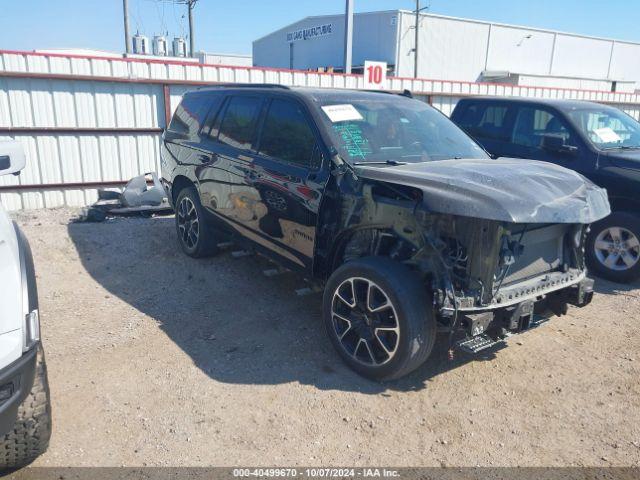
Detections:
[541, 134, 578, 156]
[0, 141, 26, 176]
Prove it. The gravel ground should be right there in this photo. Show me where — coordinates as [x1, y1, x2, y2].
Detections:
[10, 208, 640, 467]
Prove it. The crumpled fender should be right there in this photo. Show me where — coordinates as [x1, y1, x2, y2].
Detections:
[355, 158, 611, 224]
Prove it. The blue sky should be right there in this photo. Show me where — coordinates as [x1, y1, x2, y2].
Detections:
[1, 0, 638, 55]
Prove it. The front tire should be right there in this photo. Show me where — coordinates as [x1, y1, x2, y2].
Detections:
[323, 257, 436, 381]
[0, 347, 52, 471]
[586, 211, 640, 283]
[175, 186, 219, 258]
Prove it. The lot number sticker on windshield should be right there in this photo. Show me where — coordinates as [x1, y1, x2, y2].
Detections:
[594, 127, 622, 143]
[321, 104, 363, 123]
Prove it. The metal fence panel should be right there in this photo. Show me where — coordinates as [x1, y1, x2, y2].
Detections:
[1, 49, 639, 210]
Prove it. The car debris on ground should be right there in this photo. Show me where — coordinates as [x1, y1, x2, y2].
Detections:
[77, 173, 172, 222]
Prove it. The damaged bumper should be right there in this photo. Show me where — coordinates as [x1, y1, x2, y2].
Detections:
[443, 268, 589, 314]
[452, 277, 595, 354]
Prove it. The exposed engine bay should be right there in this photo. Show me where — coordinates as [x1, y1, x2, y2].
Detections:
[318, 158, 610, 352]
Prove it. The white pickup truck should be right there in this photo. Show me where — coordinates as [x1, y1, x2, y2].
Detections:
[0, 141, 51, 470]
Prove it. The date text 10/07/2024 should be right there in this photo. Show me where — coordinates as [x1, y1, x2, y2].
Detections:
[232, 468, 401, 478]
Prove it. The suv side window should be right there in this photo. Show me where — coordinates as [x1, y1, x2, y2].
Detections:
[457, 103, 510, 141]
[218, 96, 263, 150]
[512, 107, 574, 149]
[195, 93, 224, 140]
[258, 99, 317, 167]
[168, 93, 213, 139]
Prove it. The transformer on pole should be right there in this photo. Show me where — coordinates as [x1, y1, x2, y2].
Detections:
[175, 0, 198, 57]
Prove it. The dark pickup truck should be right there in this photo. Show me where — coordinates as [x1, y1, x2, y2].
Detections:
[452, 97, 640, 283]
[161, 85, 609, 380]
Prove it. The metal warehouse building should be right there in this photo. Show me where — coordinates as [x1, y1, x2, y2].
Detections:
[253, 10, 640, 93]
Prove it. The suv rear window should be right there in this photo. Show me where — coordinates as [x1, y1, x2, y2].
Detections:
[168, 93, 213, 138]
[456, 103, 510, 141]
[218, 96, 263, 150]
[259, 99, 316, 167]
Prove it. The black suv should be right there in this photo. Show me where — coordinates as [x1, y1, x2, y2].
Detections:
[451, 97, 640, 283]
[161, 85, 609, 380]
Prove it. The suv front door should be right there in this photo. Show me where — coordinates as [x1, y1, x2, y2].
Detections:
[505, 105, 584, 168]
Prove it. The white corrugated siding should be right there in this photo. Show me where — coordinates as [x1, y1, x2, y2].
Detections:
[0, 73, 163, 210]
[1, 50, 639, 211]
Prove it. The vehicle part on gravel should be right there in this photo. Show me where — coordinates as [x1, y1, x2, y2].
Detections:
[587, 212, 640, 282]
[175, 187, 220, 258]
[77, 172, 172, 222]
[121, 173, 166, 208]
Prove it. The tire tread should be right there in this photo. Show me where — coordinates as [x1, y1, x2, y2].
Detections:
[0, 347, 52, 471]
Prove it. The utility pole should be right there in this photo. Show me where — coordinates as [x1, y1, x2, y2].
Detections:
[343, 0, 354, 74]
[123, 0, 131, 54]
[188, 0, 196, 57]
[414, 0, 420, 78]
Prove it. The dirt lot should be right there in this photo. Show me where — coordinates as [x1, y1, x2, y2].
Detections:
[11, 208, 640, 467]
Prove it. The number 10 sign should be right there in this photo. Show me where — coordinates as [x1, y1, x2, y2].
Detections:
[363, 61, 388, 90]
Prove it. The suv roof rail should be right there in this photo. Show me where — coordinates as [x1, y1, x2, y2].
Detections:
[197, 83, 291, 91]
[362, 89, 414, 99]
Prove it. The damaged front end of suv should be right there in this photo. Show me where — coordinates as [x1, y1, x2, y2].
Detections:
[319, 156, 610, 354]
[306, 90, 611, 362]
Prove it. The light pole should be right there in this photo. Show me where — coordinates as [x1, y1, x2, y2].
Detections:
[123, 0, 131, 54]
[344, 0, 354, 74]
[414, 0, 420, 78]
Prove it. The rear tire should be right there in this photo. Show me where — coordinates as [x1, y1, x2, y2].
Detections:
[586, 211, 640, 283]
[175, 186, 219, 258]
[0, 347, 52, 471]
[323, 257, 436, 381]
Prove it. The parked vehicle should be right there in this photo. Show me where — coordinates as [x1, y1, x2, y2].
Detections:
[0, 141, 52, 470]
[161, 85, 609, 380]
[451, 97, 640, 283]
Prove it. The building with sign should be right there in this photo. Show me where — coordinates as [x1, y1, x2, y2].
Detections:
[252, 10, 640, 92]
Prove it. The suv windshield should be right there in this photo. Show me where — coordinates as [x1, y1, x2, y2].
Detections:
[314, 93, 488, 164]
[567, 107, 640, 150]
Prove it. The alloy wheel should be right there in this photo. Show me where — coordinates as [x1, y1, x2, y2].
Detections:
[594, 226, 640, 271]
[177, 197, 200, 249]
[331, 277, 400, 366]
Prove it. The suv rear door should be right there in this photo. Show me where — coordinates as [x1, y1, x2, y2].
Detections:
[198, 94, 265, 224]
[163, 90, 219, 181]
[250, 96, 327, 270]
[198, 93, 327, 271]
